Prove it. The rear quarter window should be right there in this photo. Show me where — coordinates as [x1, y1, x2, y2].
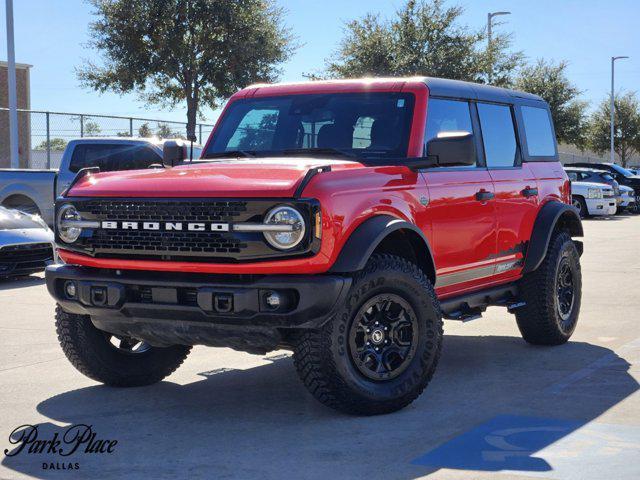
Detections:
[520, 106, 556, 157]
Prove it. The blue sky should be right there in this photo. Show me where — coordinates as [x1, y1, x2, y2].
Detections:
[1, 0, 639, 125]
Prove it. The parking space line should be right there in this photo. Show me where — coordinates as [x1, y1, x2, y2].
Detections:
[546, 337, 640, 395]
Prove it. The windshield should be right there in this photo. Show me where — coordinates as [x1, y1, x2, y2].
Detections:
[609, 163, 635, 177]
[203, 93, 415, 161]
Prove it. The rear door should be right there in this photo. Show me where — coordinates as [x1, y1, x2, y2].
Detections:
[478, 102, 540, 280]
[421, 98, 498, 296]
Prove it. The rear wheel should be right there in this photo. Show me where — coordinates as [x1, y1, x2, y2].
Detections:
[572, 196, 588, 218]
[55, 306, 191, 386]
[293, 254, 443, 415]
[515, 232, 581, 345]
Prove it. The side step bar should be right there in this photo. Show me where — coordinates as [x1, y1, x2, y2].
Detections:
[440, 284, 524, 321]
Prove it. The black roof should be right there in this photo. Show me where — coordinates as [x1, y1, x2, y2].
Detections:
[420, 77, 544, 103]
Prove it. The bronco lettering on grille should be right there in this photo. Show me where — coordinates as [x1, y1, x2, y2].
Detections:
[100, 221, 230, 232]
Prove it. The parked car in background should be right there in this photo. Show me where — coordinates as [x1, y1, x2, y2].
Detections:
[0, 206, 55, 278]
[567, 162, 640, 213]
[0, 138, 202, 225]
[564, 166, 622, 207]
[567, 178, 616, 218]
[627, 167, 640, 176]
[618, 185, 636, 213]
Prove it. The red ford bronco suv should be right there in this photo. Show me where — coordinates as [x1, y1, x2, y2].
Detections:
[47, 77, 583, 415]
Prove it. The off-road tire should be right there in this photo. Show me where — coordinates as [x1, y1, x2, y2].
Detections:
[515, 232, 581, 345]
[293, 254, 443, 415]
[55, 305, 191, 386]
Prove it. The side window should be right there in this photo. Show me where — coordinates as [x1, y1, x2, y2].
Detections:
[425, 98, 473, 145]
[477, 103, 518, 168]
[567, 172, 578, 181]
[226, 109, 279, 151]
[520, 106, 556, 156]
[69, 144, 162, 173]
[111, 146, 162, 171]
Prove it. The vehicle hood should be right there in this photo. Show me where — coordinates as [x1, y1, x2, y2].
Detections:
[67, 158, 365, 198]
[570, 181, 612, 190]
[0, 206, 50, 231]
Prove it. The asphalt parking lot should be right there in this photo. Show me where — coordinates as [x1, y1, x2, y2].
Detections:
[1, 215, 638, 480]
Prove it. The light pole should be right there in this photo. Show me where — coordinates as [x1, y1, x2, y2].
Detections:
[610, 56, 629, 163]
[5, 0, 19, 168]
[487, 11, 510, 84]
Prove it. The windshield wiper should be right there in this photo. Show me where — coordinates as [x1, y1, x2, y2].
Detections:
[202, 150, 256, 159]
[280, 148, 358, 159]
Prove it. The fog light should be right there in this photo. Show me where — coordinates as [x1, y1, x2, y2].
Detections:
[64, 281, 77, 299]
[265, 291, 281, 309]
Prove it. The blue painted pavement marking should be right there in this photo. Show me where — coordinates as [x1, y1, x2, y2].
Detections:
[411, 415, 640, 480]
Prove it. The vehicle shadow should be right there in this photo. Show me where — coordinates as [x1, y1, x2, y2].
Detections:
[2, 335, 637, 480]
[0, 274, 45, 291]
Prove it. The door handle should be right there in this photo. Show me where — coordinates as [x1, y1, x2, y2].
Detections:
[521, 187, 538, 198]
[475, 190, 495, 202]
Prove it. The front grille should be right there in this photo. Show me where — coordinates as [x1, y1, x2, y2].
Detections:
[61, 198, 320, 263]
[91, 227, 246, 255]
[0, 243, 53, 275]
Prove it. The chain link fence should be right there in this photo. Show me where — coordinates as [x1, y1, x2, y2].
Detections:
[0, 108, 215, 169]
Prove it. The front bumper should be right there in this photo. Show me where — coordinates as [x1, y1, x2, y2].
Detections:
[0, 229, 55, 277]
[585, 198, 617, 216]
[46, 264, 351, 353]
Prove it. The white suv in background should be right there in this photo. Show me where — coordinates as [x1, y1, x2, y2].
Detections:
[567, 174, 617, 217]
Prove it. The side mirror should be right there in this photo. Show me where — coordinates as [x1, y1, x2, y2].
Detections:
[425, 131, 476, 167]
[162, 140, 188, 168]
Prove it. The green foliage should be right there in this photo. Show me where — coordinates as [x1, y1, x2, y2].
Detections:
[588, 92, 640, 167]
[78, 0, 295, 136]
[319, 0, 523, 86]
[514, 59, 587, 148]
[156, 123, 176, 139]
[36, 138, 67, 151]
[137, 122, 152, 137]
[84, 119, 102, 136]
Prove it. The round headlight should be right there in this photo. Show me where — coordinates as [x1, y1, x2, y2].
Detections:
[263, 206, 306, 250]
[57, 204, 82, 243]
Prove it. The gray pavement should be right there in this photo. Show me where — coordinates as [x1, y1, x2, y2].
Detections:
[1, 214, 639, 480]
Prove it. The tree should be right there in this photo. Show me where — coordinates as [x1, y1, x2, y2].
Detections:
[36, 138, 67, 151]
[320, 0, 523, 86]
[84, 119, 102, 136]
[514, 59, 588, 148]
[156, 124, 176, 139]
[138, 122, 152, 137]
[588, 92, 640, 167]
[78, 0, 294, 139]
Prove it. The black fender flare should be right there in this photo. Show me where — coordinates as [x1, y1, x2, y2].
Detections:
[328, 215, 436, 280]
[522, 201, 584, 274]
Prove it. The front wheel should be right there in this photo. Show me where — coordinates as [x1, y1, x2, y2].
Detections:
[572, 196, 588, 218]
[515, 232, 582, 345]
[293, 254, 443, 415]
[55, 306, 191, 386]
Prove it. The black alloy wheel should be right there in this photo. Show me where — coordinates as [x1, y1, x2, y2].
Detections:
[348, 294, 419, 381]
[556, 257, 575, 327]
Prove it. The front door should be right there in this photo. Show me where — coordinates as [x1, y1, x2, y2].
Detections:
[421, 98, 498, 296]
